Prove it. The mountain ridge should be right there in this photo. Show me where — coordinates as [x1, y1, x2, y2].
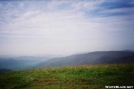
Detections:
[0, 51, 134, 70]
[34, 51, 134, 68]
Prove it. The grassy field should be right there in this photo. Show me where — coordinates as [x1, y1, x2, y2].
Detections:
[0, 64, 134, 89]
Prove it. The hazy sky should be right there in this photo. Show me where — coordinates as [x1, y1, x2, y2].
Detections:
[0, 0, 134, 56]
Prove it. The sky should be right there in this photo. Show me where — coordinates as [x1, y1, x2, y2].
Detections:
[0, 0, 134, 56]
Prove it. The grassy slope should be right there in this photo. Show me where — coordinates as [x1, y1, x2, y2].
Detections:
[0, 64, 134, 89]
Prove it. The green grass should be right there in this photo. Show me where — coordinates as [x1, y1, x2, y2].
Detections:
[0, 64, 134, 89]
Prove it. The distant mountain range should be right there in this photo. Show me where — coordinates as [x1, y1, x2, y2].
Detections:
[0, 56, 51, 70]
[0, 51, 134, 71]
[34, 51, 134, 68]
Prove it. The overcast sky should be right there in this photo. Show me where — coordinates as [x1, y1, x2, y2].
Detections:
[0, 0, 134, 56]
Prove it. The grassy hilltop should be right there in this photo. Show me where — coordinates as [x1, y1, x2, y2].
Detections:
[0, 64, 134, 89]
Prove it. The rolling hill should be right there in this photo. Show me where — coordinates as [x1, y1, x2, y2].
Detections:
[34, 51, 134, 68]
[0, 51, 134, 70]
